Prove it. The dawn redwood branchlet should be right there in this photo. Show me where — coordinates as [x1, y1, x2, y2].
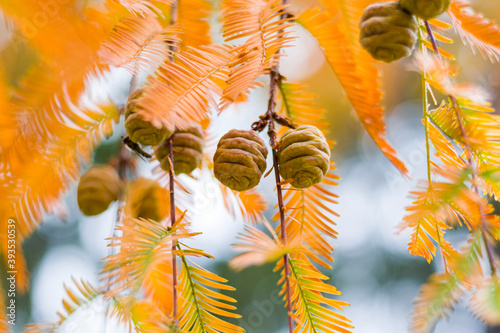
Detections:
[8, 0, 500, 331]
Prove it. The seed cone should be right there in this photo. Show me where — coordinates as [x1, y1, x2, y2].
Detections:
[214, 129, 268, 192]
[155, 124, 205, 175]
[360, 2, 418, 63]
[126, 177, 169, 222]
[278, 125, 330, 189]
[77, 165, 122, 216]
[400, 0, 450, 19]
[124, 89, 174, 146]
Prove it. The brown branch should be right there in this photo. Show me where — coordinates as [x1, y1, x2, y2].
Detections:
[265, 1, 294, 332]
[267, 83, 294, 333]
[118, 138, 131, 180]
[169, 0, 180, 324]
[168, 136, 178, 320]
[102, 139, 130, 333]
[425, 20, 498, 275]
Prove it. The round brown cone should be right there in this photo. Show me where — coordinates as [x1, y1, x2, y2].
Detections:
[155, 124, 205, 175]
[125, 177, 169, 222]
[278, 125, 330, 189]
[77, 165, 122, 216]
[359, 2, 418, 63]
[400, 0, 450, 20]
[124, 89, 174, 146]
[214, 129, 268, 192]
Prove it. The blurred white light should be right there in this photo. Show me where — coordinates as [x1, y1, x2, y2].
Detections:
[56, 297, 128, 333]
[31, 246, 98, 323]
[281, 25, 326, 81]
[79, 203, 119, 262]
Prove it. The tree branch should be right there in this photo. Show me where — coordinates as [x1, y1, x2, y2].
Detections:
[265, 1, 294, 332]
[169, 0, 180, 323]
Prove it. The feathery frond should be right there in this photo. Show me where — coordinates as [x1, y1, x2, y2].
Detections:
[99, 16, 181, 74]
[102, 217, 196, 301]
[1, 0, 115, 64]
[57, 279, 102, 324]
[427, 19, 454, 44]
[296, 6, 408, 175]
[221, 186, 267, 224]
[448, 1, 500, 62]
[281, 257, 352, 333]
[278, 163, 340, 268]
[230, 220, 310, 270]
[219, 0, 295, 109]
[278, 82, 330, 137]
[401, 185, 450, 263]
[25, 279, 102, 333]
[178, 0, 212, 49]
[469, 276, 500, 325]
[411, 273, 465, 333]
[1, 102, 120, 238]
[136, 45, 235, 129]
[413, 53, 491, 106]
[113, 0, 174, 17]
[400, 175, 486, 265]
[0, 100, 119, 293]
[109, 299, 175, 333]
[426, 119, 466, 170]
[411, 231, 485, 332]
[429, 101, 500, 163]
[449, 231, 484, 286]
[178, 255, 244, 333]
[0, 0, 122, 259]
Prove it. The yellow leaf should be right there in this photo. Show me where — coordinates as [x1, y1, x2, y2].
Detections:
[470, 276, 500, 325]
[411, 273, 465, 333]
[297, 6, 408, 175]
[137, 45, 235, 129]
[99, 16, 181, 74]
[448, 1, 500, 62]
[178, 257, 244, 332]
[221, 186, 267, 224]
[178, 0, 212, 49]
[283, 258, 353, 333]
[113, 0, 174, 17]
[219, 0, 295, 109]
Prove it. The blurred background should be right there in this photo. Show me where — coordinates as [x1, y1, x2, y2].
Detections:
[1, 0, 500, 332]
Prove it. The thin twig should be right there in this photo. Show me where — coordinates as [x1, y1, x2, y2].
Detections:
[103, 143, 129, 333]
[265, 0, 294, 332]
[425, 20, 498, 275]
[169, 0, 180, 323]
[268, 77, 294, 333]
[168, 137, 179, 320]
